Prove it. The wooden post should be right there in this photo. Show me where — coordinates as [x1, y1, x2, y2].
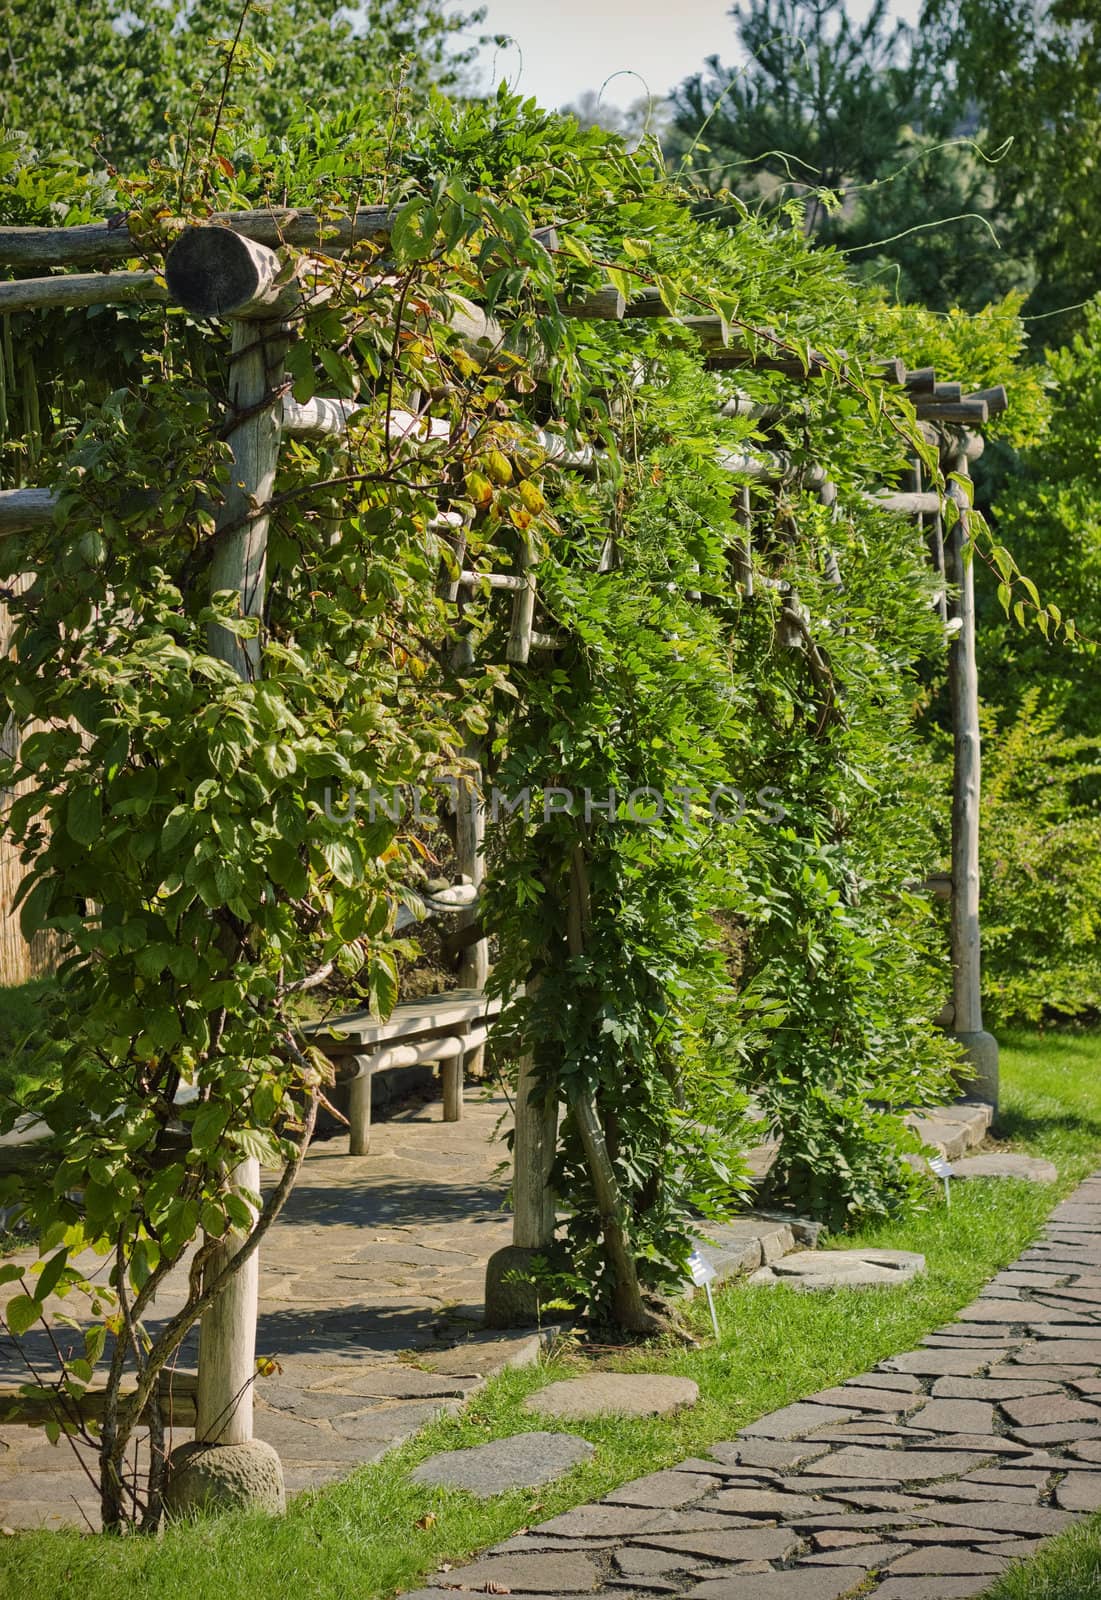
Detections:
[455, 756, 488, 1084]
[348, 1060, 374, 1156]
[483, 981, 558, 1327]
[449, 634, 489, 1076]
[165, 226, 300, 1451]
[194, 1156, 260, 1445]
[440, 1055, 464, 1123]
[944, 440, 998, 1104]
[512, 1044, 558, 1248]
[507, 541, 537, 665]
[732, 486, 754, 596]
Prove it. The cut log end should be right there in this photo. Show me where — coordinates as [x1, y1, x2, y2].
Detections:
[165, 227, 281, 319]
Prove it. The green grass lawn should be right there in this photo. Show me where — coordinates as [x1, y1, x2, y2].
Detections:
[2, 1026, 1101, 1599]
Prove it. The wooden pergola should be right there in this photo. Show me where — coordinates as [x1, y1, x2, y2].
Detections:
[0, 206, 1002, 1485]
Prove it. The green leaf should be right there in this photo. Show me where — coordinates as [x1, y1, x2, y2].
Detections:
[5, 1294, 41, 1337]
[34, 1248, 68, 1303]
[66, 785, 102, 846]
[190, 1100, 228, 1153]
[391, 197, 438, 262]
[161, 805, 192, 852]
[319, 837, 359, 887]
[228, 1126, 283, 1166]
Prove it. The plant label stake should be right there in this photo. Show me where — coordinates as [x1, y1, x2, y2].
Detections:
[687, 1247, 720, 1339]
[929, 1153, 954, 1206]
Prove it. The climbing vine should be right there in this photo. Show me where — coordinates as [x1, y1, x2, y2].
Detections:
[0, 75, 994, 1516]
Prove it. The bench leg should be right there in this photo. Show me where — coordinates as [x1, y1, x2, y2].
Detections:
[463, 1040, 486, 1081]
[441, 1056, 463, 1122]
[348, 1060, 374, 1155]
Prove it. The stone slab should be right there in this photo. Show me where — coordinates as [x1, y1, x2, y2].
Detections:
[525, 1374, 699, 1421]
[708, 1486, 847, 1517]
[812, 1448, 990, 1481]
[634, 1527, 799, 1563]
[953, 1153, 1059, 1184]
[1055, 1473, 1101, 1511]
[1002, 1393, 1101, 1427]
[740, 1402, 859, 1438]
[888, 1546, 1008, 1574]
[907, 1399, 996, 1434]
[427, 1553, 600, 1592]
[883, 1349, 1014, 1376]
[603, 1470, 720, 1508]
[803, 1541, 906, 1565]
[922, 1500, 1077, 1534]
[752, 1248, 925, 1291]
[685, 1570, 866, 1600]
[710, 1439, 831, 1469]
[812, 1385, 921, 1414]
[929, 1377, 1062, 1400]
[410, 1432, 594, 1497]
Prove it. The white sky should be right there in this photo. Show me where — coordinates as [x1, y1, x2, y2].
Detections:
[461, 0, 921, 113]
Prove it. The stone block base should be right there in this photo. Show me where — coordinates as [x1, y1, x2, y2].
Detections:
[164, 1439, 285, 1518]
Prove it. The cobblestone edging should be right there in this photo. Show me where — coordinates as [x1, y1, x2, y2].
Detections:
[401, 1172, 1101, 1600]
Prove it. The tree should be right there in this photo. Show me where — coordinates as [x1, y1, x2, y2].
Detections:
[666, 0, 1019, 310]
[920, 0, 1101, 337]
[0, 0, 486, 169]
[669, 0, 919, 230]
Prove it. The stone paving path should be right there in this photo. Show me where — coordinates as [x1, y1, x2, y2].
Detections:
[0, 1088, 519, 1528]
[402, 1171, 1101, 1600]
[0, 1091, 997, 1535]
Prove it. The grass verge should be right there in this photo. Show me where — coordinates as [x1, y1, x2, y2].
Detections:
[2, 1026, 1100, 1600]
[982, 1515, 1101, 1599]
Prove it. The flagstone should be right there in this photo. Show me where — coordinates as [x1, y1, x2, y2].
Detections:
[805, 1541, 907, 1566]
[887, 1546, 1008, 1574]
[921, 1500, 1078, 1534]
[812, 1385, 922, 1413]
[1001, 1393, 1101, 1427]
[685, 1570, 868, 1600]
[929, 1377, 1062, 1400]
[426, 1553, 600, 1592]
[907, 1399, 995, 1434]
[603, 1470, 720, 1508]
[883, 1349, 1015, 1376]
[633, 1527, 800, 1562]
[740, 1402, 859, 1438]
[1055, 1472, 1101, 1511]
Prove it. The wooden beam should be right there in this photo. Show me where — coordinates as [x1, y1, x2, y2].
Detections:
[967, 384, 1008, 417]
[281, 395, 361, 438]
[874, 357, 907, 385]
[458, 570, 525, 591]
[915, 397, 989, 425]
[558, 285, 625, 320]
[0, 488, 57, 534]
[0, 210, 558, 270]
[0, 271, 165, 315]
[874, 491, 944, 515]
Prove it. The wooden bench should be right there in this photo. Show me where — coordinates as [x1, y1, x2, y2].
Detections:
[306, 988, 501, 1154]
